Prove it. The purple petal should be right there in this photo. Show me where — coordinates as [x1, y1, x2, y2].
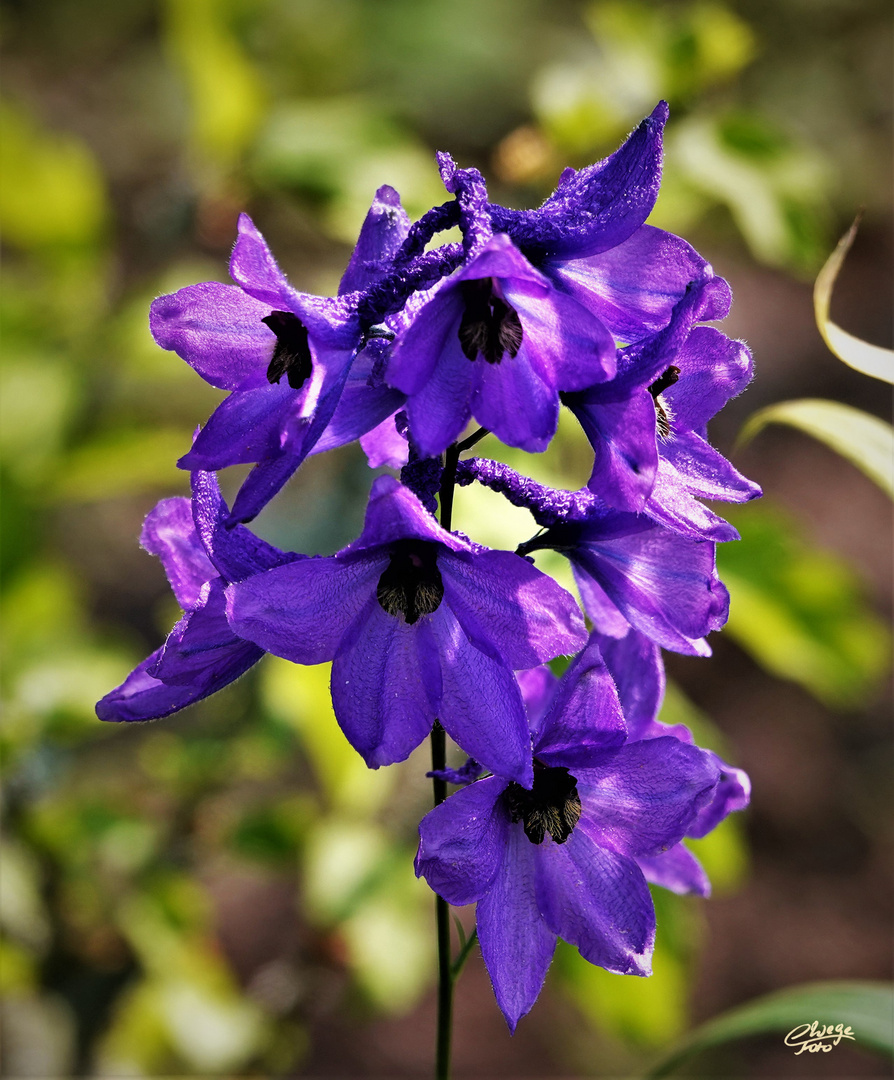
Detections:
[345, 475, 469, 556]
[472, 347, 557, 452]
[402, 335, 478, 459]
[517, 665, 558, 730]
[570, 391, 659, 512]
[140, 497, 215, 609]
[575, 738, 720, 857]
[660, 430, 762, 503]
[532, 637, 627, 766]
[596, 629, 665, 739]
[431, 606, 533, 786]
[310, 381, 405, 458]
[637, 844, 711, 897]
[149, 283, 273, 391]
[687, 752, 751, 838]
[645, 458, 742, 543]
[501, 278, 617, 391]
[229, 213, 298, 311]
[179, 381, 299, 470]
[96, 636, 263, 723]
[415, 776, 508, 906]
[150, 579, 256, 690]
[338, 185, 410, 295]
[225, 553, 384, 664]
[330, 602, 436, 768]
[534, 826, 654, 975]
[565, 517, 729, 655]
[359, 412, 409, 469]
[386, 284, 465, 397]
[545, 225, 721, 344]
[664, 327, 754, 430]
[477, 826, 557, 1032]
[190, 469, 293, 583]
[440, 548, 586, 669]
[491, 102, 668, 260]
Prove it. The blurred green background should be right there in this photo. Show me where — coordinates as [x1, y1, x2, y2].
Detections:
[1, 0, 891, 1076]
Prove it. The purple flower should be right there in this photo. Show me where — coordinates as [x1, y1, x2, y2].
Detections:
[225, 475, 587, 783]
[596, 629, 751, 896]
[386, 232, 616, 457]
[415, 637, 720, 1031]
[521, 509, 729, 657]
[96, 470, 295, 723]
[559, 278, 751, 520]
[150, 189, 410, 523]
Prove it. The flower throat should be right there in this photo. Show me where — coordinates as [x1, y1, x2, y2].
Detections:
[504, 762, 581, 844]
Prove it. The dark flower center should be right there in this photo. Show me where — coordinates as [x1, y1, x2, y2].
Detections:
[458, 278, 523, 364]
[376, 540, 444, 624]
[262, 311, 313, 390]
[648, 364, 680, 439]
[504, 762, 581, 845]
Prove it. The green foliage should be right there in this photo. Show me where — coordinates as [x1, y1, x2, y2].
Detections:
[740, 399, 894, 498]
[646, 981, 894, 1076]
[814, 218, 894, 384]
[718, 504, 890, 707]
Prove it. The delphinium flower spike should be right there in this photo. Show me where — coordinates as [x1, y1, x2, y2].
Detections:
[415, 636, 722, 1031]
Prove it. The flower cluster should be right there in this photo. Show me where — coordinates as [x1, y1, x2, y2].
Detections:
[99, 102, 756, 1031]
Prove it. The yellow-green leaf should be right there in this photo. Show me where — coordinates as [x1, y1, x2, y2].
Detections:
[739, 398, 893, 497]
[814, 218, 894, 383]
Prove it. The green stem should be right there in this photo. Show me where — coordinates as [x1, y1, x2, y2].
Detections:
[430, 429, 487, 1080]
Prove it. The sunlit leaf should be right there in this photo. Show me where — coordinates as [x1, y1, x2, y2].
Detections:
[739, 399, 894, 497]
[814, 218, 894, 383]
[718, 504, 890, 706]
[646, 981, 894, 1076]
[262, 657, 395, 813]
[50, 428, 191, 500]
[162, 0, 266, 167]
[0, 100, 108, 250]
[672, 112, 831, 270]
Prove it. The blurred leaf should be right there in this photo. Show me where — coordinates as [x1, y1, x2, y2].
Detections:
[252, 98, 447, 242]
[814, 218, 894, 383]
[739, 399, 894, 497]
[341, 865, 434, 1013]
[50, 428, 191, 500]
[262, 657, 395, 813]
[0, 358, 78, 484]
[0, 843, 51, 953]
[163, 0, 266, 167]
[672, 112, 830, 270]
[0, 100, 108, 250]
[718, 504, 890, 707]
[646, 981, 894, 1076]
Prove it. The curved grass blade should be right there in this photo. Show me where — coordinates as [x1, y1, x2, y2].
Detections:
[645, 980, 894, 1077]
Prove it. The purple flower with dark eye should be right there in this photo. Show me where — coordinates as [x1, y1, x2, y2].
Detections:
[386, 232, 617, 457]
[415, 637, 720, 1031]
[225, 475, 587, 784]
[96, 470, 296, 723]
[150, 189, 411, 524]
[520, 507, 729, 657]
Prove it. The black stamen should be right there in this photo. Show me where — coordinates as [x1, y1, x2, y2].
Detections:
[376, 540, 444, 624]
[458, 278, 523, 364]
[648, 364, 680, 440]
[504, 763, 581, 845]
[262, 311, 313, 390]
